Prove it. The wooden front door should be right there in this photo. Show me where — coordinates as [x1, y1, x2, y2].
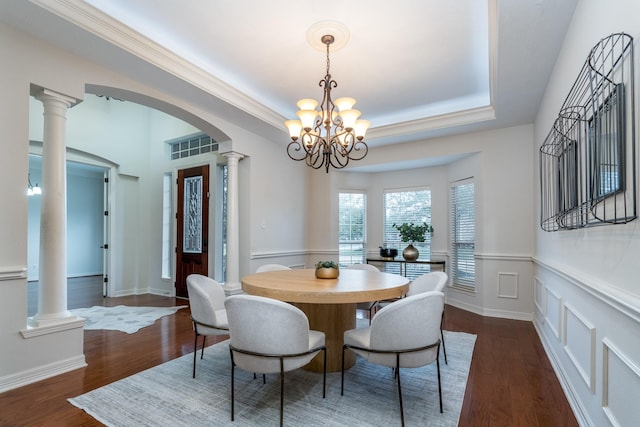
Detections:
[175, 165, 209, 297]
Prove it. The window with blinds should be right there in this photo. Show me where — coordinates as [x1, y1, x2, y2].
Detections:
[338, 192, 366, 266]
[450, 181, 475, 289]
[383, 188, 432, 279]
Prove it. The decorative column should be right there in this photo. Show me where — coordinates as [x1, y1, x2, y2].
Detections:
[31, 89, 77, 327]
[222, 152, 244, 294]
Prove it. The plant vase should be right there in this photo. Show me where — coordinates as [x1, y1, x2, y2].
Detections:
[402, 244, 419, 261]
[315, 267, 339, 279]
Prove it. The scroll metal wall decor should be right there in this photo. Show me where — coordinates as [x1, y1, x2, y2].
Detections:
[540, 33, 636, 231]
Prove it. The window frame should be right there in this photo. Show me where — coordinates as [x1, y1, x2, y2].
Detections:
[382, 187, 432, 280]
[338, 191, 367, 266]
[449, 179, 475, 291]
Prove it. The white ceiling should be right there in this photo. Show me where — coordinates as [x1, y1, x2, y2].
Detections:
[2, 0, 577, 169]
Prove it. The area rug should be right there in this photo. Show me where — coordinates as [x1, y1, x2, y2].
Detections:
[69, 331, 476, 426]
[70, 305, 188, 334]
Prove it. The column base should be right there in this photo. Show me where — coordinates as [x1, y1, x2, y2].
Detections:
[223, 281, 244, 296]
[22, 315, 85, 338]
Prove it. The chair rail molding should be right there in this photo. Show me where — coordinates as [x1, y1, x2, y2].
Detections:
[250, 249, 309, 259]
[0, 266, 27, 281]
[534, 257, 640, 324]
[475, 253, 532, 262]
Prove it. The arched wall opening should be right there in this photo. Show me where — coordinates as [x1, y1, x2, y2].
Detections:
[28, 83, 234, 302]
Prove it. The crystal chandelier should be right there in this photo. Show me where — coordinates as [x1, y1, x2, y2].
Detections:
[285, 34, 370, 172]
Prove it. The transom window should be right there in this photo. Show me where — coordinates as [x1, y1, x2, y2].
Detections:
[167, 133, 218, 160]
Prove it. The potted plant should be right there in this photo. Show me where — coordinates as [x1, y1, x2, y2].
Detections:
[392, 222, 433, 261]
[315, 260, 339, 279]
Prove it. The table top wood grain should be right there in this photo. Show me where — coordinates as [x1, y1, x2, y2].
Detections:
[241, 268, 409, 304]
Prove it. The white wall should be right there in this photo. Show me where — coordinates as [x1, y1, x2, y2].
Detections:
[533, 1, 640, 425]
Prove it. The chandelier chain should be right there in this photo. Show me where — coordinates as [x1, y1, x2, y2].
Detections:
[326, 40, 331, 77]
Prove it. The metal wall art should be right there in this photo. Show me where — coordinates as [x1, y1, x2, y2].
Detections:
[539, 33, 636, 231]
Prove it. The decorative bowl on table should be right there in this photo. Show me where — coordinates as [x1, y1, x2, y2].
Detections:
[315, 261, 339, 279]
[379, 247, 398, 260]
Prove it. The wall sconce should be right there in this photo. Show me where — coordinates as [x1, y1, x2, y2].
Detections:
[27, 173, 41, 196]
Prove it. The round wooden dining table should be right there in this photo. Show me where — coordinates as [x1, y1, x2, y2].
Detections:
[241, 268, 409, 372]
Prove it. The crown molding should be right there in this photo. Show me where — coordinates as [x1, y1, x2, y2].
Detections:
[30, 0, 286, 129]
[368, 105, 496, 141]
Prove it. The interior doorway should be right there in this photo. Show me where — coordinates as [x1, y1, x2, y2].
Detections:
[27, 155, 108, 311]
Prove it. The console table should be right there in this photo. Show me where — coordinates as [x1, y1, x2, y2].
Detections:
[366, 257, 446, 277]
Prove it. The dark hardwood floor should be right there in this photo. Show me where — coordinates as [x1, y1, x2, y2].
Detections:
[3, 277, 578, 426]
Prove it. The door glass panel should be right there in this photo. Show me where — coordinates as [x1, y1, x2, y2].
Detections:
[183, 176, 203, 254]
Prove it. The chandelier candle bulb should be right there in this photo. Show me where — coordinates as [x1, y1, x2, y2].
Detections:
[297, 109, 318, 130]
[284, 120, 302, 140]
[354, 120, 371, 140]
[334, 97, 356, 111]
[297, 98, 319, 110]
[339, 109, 361, 130]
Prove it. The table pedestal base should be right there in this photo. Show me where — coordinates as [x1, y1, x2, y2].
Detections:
[294, 302, 356, 372]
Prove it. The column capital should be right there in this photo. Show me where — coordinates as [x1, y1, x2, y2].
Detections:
[34, 88, 79, 108]
[221, 151, 245, 162]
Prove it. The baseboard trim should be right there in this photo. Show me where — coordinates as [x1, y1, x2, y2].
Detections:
[0, 355, 86, 393]
[533, 320, 593, 427]
[446, 298, 533, 321]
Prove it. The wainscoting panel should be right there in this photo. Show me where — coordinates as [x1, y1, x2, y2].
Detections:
[602, 338, 640, 427]
[534, 276, 545, 325]
[534, 259, 640, 427]
[497, 272, 518, 299]
[545, 287, 562, 340]
[563, 304, 596, 392]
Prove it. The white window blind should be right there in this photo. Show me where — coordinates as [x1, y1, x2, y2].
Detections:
[339, 192, 366, 265]
[383, 188, 431, 279]
[161, 173, 173, 279]
[450, 181, 475, 288]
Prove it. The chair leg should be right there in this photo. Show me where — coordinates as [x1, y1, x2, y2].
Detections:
[395, 353, 405, 427]
[200, 336, 207, 359]
[436, 345, 443, 413]
[230, 349, 235, 421]
[192, 332, 198, 378]
[322, 347, 327, 398]
[252, 372, 266, 383]
[279, 358, 285, 427]
[440, 310, 448, 364]
[340, 345, 346, 395]
[441, 328, 448, 364]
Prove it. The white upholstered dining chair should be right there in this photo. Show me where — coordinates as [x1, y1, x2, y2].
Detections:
[346, 263, 381, 324]
[186, 274, 229, 378]
[406, 271, 448, 296]
[341, 291, 445, 426]
[407, 271, 449, 363]
[224, 294, 326, 427]
[255, 264, 292, 272]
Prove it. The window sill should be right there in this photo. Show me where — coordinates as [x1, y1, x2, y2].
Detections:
[450, 283, 476, 294]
